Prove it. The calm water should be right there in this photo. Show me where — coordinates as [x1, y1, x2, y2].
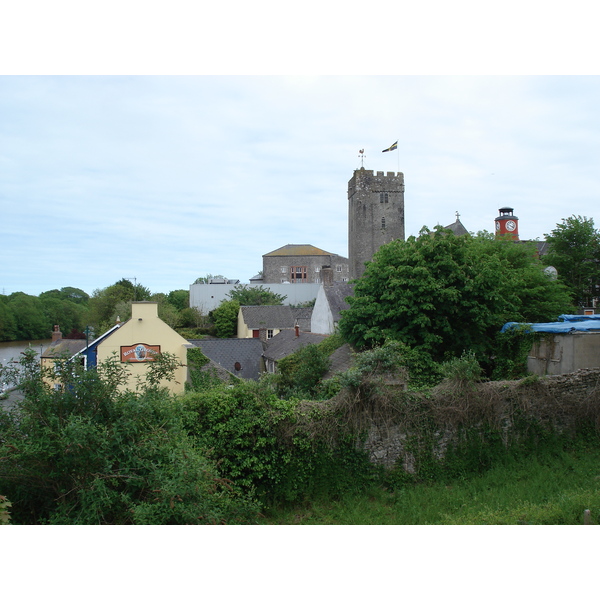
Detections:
[0, 339, 50, 364]
[0, 340, 50, 391]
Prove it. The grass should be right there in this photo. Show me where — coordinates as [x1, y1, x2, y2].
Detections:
[261, 444, 600, 525]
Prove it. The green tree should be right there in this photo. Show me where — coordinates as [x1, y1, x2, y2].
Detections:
[227, 284, 286, 306]
[338, 228, 573, 366]
[6, 293, 49, 340]
[542, 215, 600, 307]
[0, 296, 17, 341]
[0, 350, 260, 524]
[194, 274, 226, 284]
[149, 294, 180, 329]
[59, 286, 90, 304]
[38, 296, 87, 336]
[39, 287, 89, 305]
[166, 289, 190, 311]
[178, 307, 206, 329]
[210, 300, 240, 338]
[276, 343, 331, 399]
[87, 279, 151, 333]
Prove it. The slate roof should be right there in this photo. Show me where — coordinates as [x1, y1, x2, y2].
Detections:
[263, 329, 328, 362]
[240, 305, 296, 329]
[291, 307, 313, 331]
[263, 244, 342, 257]
[443, 218, 469, 236]
[324, 283, 354, 322]
[323, 343, 355, 379]
[42, 339, 87, 359]
[188, 338, 265, 380]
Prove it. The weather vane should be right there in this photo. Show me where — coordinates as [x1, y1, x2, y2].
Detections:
[358, 149, 365, 168]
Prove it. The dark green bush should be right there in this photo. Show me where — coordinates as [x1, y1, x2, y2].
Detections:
[0, 352, 260, 524]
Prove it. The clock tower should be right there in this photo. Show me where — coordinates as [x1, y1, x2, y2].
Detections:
[495, 207, 519, 240]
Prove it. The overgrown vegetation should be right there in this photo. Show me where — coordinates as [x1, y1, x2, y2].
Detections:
[226, 284, 287, 306]
[0, 350, 260, 524]
[264, 444, 600, 525]
[3, 334, 600, 524]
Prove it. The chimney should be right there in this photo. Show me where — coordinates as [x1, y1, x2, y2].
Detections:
[294, 320, 300, 337]
[321, 265, 334, 286]
[51, 325, 62, 343]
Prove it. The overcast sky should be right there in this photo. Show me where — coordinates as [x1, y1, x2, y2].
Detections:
[1, 74, 599, 297]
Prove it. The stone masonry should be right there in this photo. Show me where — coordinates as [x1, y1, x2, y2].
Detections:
[348, 168, 405, 279]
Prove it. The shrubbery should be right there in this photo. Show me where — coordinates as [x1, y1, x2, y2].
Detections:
[0, 351, 260, 524]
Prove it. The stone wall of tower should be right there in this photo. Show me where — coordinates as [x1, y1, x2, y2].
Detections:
[348, 168, 405, 279]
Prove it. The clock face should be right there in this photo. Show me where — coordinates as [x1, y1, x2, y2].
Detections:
[495, 221, 500, 231]
[506, 220, 516, 232]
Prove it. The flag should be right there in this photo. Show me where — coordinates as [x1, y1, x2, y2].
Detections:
[382, 141, 397, 153]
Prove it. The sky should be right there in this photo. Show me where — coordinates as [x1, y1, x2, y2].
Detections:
[1, 4, 599, 301]
[2, 75, 599, 298]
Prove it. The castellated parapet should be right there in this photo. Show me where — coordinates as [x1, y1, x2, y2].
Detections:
[348, 168, 405, 279]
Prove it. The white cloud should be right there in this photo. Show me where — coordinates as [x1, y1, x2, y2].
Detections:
[1, 75, 599, 296]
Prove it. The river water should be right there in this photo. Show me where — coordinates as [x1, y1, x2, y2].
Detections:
[0, 339, 51, 364]
[0, 339, 50, 392]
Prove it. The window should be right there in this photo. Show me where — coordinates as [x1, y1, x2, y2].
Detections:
[315, 277, 320, 283]
[280, 266, 287, 273]
[382, 217, 386, 229]
[267, 329, 274, 339]
[380, 192, 389, 203]
[336, 265, 342, 272]
[314, 266, 320, 272]
[290, 266, 307, 283]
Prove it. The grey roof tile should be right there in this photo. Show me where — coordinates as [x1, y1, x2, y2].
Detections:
[263, 329, 327, 362]
[188, 338, 265, 380]
[240, 305, 296, 329]
[324, 283, 354, 321]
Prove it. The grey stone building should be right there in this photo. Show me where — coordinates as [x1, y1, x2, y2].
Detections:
[262, 244, 350, 284]
[348, 168, 405, 279]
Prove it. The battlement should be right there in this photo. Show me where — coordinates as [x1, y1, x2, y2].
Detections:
[353, 168, 404, 179]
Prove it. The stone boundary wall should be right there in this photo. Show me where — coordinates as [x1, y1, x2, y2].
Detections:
[363, 368, 600, 470]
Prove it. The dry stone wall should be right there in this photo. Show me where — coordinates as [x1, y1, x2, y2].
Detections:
[362, 368, 600, 470]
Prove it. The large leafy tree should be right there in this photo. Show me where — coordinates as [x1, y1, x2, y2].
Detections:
[38, 295, 87, 337]
[338, 227, 573, 364]
[87, 279, 152, 332]
[210, 300, 240, 338]
[542, 215, 600, 307]
[227, 284, 286, 306]
[5, 292, 49, 340]
[166, 289, 190, 311]
[0, 296, 17, 341]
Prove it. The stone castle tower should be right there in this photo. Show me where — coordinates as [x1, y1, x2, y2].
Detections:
[348, 168, 405, 279]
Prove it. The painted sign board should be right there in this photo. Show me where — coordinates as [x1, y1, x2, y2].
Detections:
[121, 343, 161, 362]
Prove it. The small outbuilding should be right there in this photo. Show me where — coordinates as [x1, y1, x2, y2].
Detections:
[502, 315, 600, 375]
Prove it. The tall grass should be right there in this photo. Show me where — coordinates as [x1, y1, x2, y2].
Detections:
[262, 444, 600, 525]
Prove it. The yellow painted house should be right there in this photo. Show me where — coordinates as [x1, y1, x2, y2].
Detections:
[237, 305, 296, 340]
[42, 302, 191, 395]
[96, 302, 190, 395]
